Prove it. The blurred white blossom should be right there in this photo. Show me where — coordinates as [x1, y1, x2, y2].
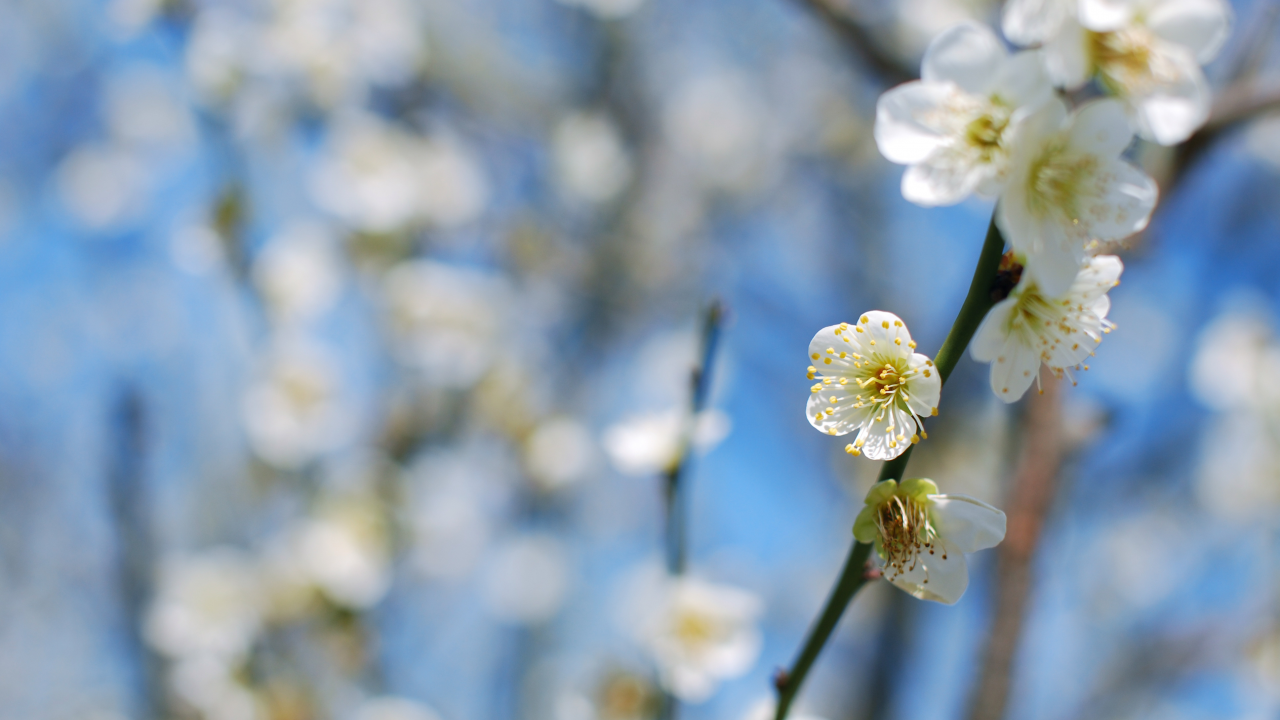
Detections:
[553, 111, 633, 204]
[242, 335, 352, 469]
[665, 72, 769, 190]
[103, 66, 197, 149]
[355, 696, 443, 720]
[482, 534, 573, 624]
[170, 655, 263, 720]
[632, 575, 762, 702]
[288, 491, 392, 609]
[382, 259, 512, 388]
[145, 548, 264, 662]
[1002, 0, 1232, 144]
[742, 698, 829, 720]
[252, 222, 344, 324]
[56, 144, 151, 231]
[602, 409, 731, 476]
[526, 417, 597, 492]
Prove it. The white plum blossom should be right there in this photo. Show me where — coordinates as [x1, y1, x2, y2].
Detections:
[636, 576, 762, 702]
[287, 492, 392, 609]
[355, 696, 442, 720]
[998, 98, 1155, 297]
[602, 409, 731, 476]
[971, 254, 1122, 401]
[1002, 0, 1232, 144]
[853, 478, 1006, 604]
[805, 311, 941, 461]
[145, 549, 264, 662]
[875, 22, 1053, 206]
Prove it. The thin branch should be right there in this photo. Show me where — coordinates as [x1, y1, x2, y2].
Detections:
[664, 299, 727, 577]
[773, 220, 1007, 720]
[786, 0, 916, 86]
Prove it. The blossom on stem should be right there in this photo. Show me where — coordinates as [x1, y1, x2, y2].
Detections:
[636, 576, 762, 702]
[875, 23, 1052, 206]
[805, 311, 941, 461]
[970, 254, 1122, 401]
[1002, 0, 1232, 144]
[997, 98, 1155, 297]
[853, 478, 1006, 604]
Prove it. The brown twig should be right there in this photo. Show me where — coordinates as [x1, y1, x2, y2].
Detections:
[786, 0, 916, 86]
[966, 377, 1065, 720]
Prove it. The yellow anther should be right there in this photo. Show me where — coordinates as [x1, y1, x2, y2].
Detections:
[839, 352, 847, 358]
[869, 339, 876, 345]
[920, 431, 927, 440]
[856, 326, 864, 333]
[824, 358, 832, 364]
[823, 377, 832, 385]
[838, 378, 848, 385]
[860, 315, 869, 324]
[811, 353, 820, 360]
[923, 369, 931, 377]
[908, 341, 916, 349]
[894, 320, 903, 327]
[807, 365, 816, 373]
[811, 384, 821, 393]
[911, 434, 920, 444]
[829, 396, 838, 403]
[826, 347, 835, 355]
[894, 338, 901, 345]
[930, 407, 938, 416]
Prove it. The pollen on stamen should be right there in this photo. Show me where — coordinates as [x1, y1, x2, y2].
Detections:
[881, 321, 890, 329]
[930, 407, 938, 416]
[911, 434, 920, 444]
[908, 341, 916, 349]
[811, 353, 820, 360]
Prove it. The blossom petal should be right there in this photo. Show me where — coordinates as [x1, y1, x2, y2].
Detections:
[1043, 17, 1093, 89]
[852, 404, 914, 461]
[885, 536, 969, 604]
[1078, 0, 1139, 31]
[874, 82, 953, 165]
[992, 50, 1055, 109]
[905, 353, 941, 418]
[921, 22, 1006, 94]
[988, 332, 1041, 402]
[1076, 157, 1158, 242]
[852, 311, 914, 359]
[1127, 51, 1211, 145]
[1067, 99, 1134, 157]
[901, 154, 986, 207]
[1147, 0, 1232, 63]
[1002, 0, 1073, 45]
[930, 494, 1007, 553]
[1072, 255, 1124, 306]
[970, 297, 1018, 363]
[806, 385, 873, 436]
[1026, 218, 1083, 298]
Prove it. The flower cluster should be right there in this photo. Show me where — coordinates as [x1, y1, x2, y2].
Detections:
[802, 4, 1229, 603]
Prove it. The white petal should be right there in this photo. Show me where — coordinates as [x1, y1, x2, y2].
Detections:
[905, 353, 941, 417]
[921, 22, 1007, 94]
[806, 386, 873, 436]
[930, 494, 1007, 553]
[1079, 0, 1140, 31]
[1127, 53, 1211, 145]
[808, 323, 861, 370]
[1043, 17, 1093, 89]
[987, 332, 1041, 402]
[1002, 0, 1073, 45]
[1023, 228, 1081, 298]
[874, 82, 953, 165]
[1075, 157, 1158, 241]
[853, 405, 913, 461]
[886, 536, 969, 604]
[853, 311, 915, 359]
[1067, 99, 1134, 157]
[901, 155, 986, 207]
[1147, 0, 1232, 63]
[1072, 254, 1124, 305]
[993, 50, 1055, 109]
[969, 297, 1018, 362]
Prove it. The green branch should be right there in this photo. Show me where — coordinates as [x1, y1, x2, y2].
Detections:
[773, 218, 1006, 720]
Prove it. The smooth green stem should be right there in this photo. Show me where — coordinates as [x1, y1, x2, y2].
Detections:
[773, 218, 1007, 720]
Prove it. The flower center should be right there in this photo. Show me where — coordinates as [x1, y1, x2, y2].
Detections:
[854, 357, 913, 413]
[672, 609, 719, 647]
[1090, 26, 1175, 95]
[1026, 143, 1098, 223]
[964, 109, 1011, 162]
[875, 494, 943, 581]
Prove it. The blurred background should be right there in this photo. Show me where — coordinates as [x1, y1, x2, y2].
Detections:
[4, 0, 1280, 718]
